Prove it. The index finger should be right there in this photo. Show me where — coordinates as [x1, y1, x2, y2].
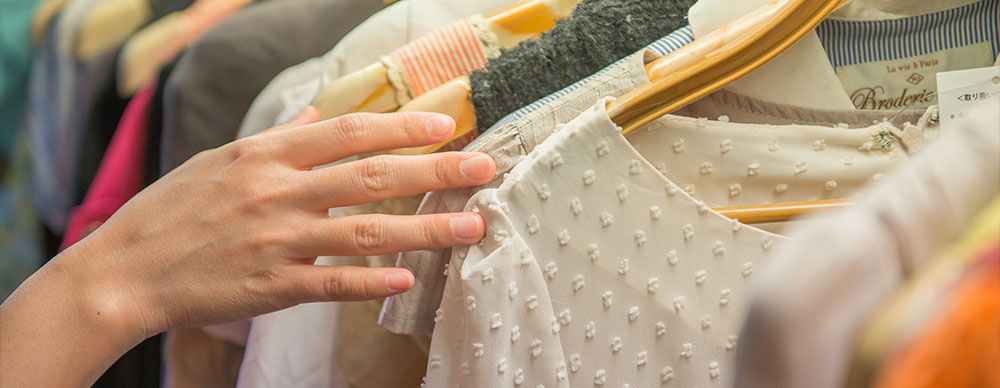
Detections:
[267, 112, 456, 168]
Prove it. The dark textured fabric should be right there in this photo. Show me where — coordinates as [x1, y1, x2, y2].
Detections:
[74, 0, 191, 207]
[76, 49, 129, 206]
[159, 0, 384, 174]
[469, 0, 695, 129]
[90, 57, 182, 388]
[148, 0, 194, 21]
[93, 334, 164, 388]
[145, 55, 180, 185]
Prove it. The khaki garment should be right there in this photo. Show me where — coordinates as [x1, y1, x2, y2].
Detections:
[734, 108, 999, 388]
[335, 194, 429, 388]
[164, 327, 244, 388]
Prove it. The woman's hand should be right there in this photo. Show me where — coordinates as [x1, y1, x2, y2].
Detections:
[0, 108, 495, 387]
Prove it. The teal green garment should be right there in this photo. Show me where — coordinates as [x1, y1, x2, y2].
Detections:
[0, 0, 41, 156]
[0, 0, 43, 301]
[0, 130, 44, 301]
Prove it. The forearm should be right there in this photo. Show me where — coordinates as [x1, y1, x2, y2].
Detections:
[0, 246, 148, 387]
[0, 111, 494, 386]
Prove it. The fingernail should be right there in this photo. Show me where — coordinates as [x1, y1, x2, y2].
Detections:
[386, 271, 414, 292]
[426, 115, 455, 140]
[292, 107, 309, 120]
[459, 154, 494, 181]
[451, 214, 484, 240]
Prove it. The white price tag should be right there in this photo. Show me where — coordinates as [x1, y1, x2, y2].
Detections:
[936, 66, 1000, 131]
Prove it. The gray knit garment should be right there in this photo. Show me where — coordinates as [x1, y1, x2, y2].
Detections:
[470, 0, 696, 130]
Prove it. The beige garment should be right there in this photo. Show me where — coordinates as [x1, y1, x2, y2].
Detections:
[381, 49, 931, 335]
[338, 290, 427, 388]
[333, 193, 427, 388]
[164, 327, 244, 388]
[734, 104, 998, 388]
[423, 95, 921, 387]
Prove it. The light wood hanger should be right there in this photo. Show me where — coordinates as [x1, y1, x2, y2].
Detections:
[31, 0, 72, 44]
[390, 76, 475, 155]
[312, 0, 581, 120]
[490, 0, 576, 36]
[601, 0, 855, 223]
[684, 0, 856, 111]
[76, 0, 155, 61]
[608, 0, 852, 134]
[117, 0, 254, 96]
[714, 198, 851, 224]
[397, 0, 853, 145]
[392, 0, 858, 224]
[396, 0, 850, 154]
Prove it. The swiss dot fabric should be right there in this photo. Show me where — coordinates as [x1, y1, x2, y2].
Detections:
[424, 100, 910, 387]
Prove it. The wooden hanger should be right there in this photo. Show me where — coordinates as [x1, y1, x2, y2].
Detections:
[76, 0, 156, 61]
[676, 0, 857, 111]
[490, 0, 576, 36]
[31, 0, 72, 44]
[608, 0, 852, 134]
[117, 0, 253, 96]
[312, 0, 581, 120]
[389, 77, 476, 155]
[714, 199, 851, 224]
[602, 0, 855, 223]
[393, 0, 858, 224]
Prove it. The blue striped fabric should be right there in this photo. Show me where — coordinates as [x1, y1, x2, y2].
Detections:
[486, 1, 999, 133]
[816, 0, 999, 68]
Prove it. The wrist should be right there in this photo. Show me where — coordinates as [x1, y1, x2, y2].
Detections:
[54, 238, 159, 344]
[0, 239, 154, 387]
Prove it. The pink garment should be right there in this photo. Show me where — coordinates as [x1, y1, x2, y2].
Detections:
[61, 84, 155, 250]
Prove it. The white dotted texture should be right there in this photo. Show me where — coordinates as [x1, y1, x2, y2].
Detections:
[424, 100, 906, 387]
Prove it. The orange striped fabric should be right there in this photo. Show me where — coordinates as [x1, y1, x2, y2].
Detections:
[389, 19, 489, 96]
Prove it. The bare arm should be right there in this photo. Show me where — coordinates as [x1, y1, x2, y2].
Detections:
[0, 108, 495, 387]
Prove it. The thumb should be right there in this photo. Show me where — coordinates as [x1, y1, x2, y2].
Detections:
[287, 106, 320, 127]
[259, 106, 320, 135]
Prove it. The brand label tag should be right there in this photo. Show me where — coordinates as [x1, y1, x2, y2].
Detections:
[835, 42, 993, 110]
